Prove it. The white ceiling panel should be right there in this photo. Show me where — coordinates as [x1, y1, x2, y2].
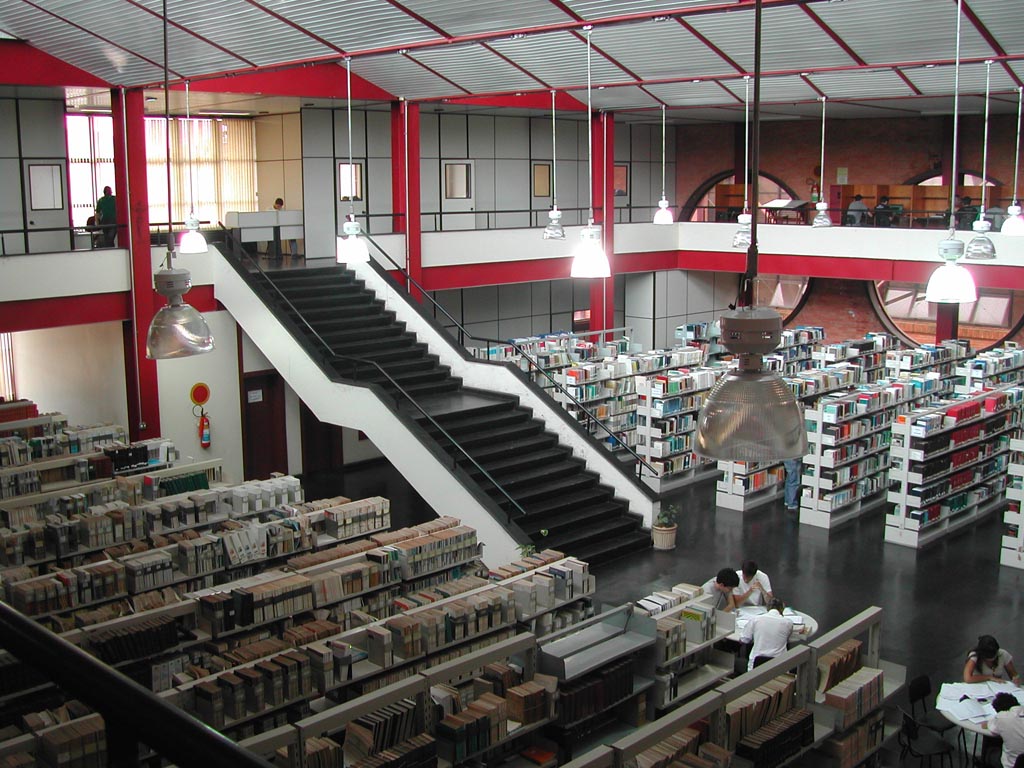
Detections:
[813, 0, 996, 64]
[955, 0, 1024, 56]
[665, 106, 744, 124]
[590, 19, 737, 81]
[412, 45, 544, 94]
[720, 75, 818, 103]
[133, 0, 338, 66]
[351, 54, 461, 100]
[566, 0, 726, 20]
[902, 61, 1019, 96]
[808, 69, 914, 99]
[395, 0, 573, 37]
[566, 84, 658, 110]
[489, 31, 632, 88]
[259, 0, 438, 52]
[645, 79, 739, 106]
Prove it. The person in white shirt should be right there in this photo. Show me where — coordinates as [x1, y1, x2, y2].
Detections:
[964, 635, 1021, 684]
[699, 568, 740, 612]
[738, 598, 806, 671]
[846, 194, 869, 225]
[984, 693, 1024, 768]
[734, 561, 773, 607]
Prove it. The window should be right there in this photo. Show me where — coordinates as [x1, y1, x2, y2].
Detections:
[338, 162, 363, 201]
[613, 164, 629, 197]
[0, 333, 15, 402]
[66, 114, 115, 226]
[532, 163, 551, 198]
[28, 165, 63, 210]
[444, 163, 472, 199]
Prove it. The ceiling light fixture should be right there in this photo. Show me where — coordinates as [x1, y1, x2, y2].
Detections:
[337, 57, 370, 264]
[146, 0, 214, 359]
[1002, 86, 1024, 235]
[543, 90, 565, 240]
[925, 0, 976, 303]
[965, 60, 995, 259]
[733, 75, 752, 249]
[570, 28, 610, 279]
[653, 104, 674, 225]
[696, 0, 807, 463]
[811, 95, 831, 227]
[178, 81, 208, 254]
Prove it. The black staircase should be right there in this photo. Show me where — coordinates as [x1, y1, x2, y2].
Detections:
[253, 264, 651, 565]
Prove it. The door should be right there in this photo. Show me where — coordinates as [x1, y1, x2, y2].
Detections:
[440, 160, 475, 231]
[22, 159, 71, 253]
[242, 371, 288, 480]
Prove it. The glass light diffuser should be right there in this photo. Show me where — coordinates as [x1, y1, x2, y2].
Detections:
[336, 216, 370, 264]
[925, 237, 976, 303]
[570, 222, 610, 278]
[543, 207, 566, 240]
[653, 197, 674, 225]
[179, 227, 208, 255]
[964, 219, 996, 260]
[811, 202, 832, 228]
[732, 213, 752, 249]
[695, 307, 808, 462]
[1002, 204, 1024, 235]
[145, 264, 214, 359]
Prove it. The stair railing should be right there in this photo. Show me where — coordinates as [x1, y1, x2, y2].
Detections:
[362, 233, 661, 482]
[219, 230, 533, 527]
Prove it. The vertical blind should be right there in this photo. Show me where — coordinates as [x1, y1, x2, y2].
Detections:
[0, 334, 16, 402]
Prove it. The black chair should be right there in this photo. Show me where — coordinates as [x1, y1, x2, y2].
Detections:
[908, 674, 966, 752]
[898, 708, 955, 767]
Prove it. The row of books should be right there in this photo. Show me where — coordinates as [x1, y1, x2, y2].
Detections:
[555, 656, 634, 726]
[6, 561, 126, 616]
[0, 456, 104, 501]
[723, 675, 797, 750]
[824, 666, 884, 730]
[346, 697, 420, 762]
[733, 707, 814, 768]
[816, 708, 885, 768]
[435, 692, 508, 763]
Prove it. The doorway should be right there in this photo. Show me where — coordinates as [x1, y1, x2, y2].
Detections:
[242, 370, 288, 480]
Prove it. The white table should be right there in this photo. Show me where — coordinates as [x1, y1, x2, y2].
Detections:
[936, 680, 1024, 760]
[729, 605, 819, 643]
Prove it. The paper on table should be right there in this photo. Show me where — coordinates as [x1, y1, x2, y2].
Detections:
[946, 698, 994, 722]
[939, 682, 992, 700]
[987, 681, 1019, 695]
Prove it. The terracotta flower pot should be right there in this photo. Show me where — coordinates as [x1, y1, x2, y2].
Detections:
[652, 523, 677, 550]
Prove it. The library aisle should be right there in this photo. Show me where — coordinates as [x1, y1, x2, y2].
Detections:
[326, 457, 1022, 694]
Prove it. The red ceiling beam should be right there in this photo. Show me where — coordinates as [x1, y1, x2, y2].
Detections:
[443, 91, 587, 111]
[189, 61, 394, 101]
[0, 40, 109, 87]
[799, 5, 866, 66]
[677, 19, 745, 74]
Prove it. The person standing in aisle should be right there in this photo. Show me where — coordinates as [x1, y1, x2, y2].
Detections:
[734, 560, 773, 607]
[783, 457, 802, 512]
[273, 197, 299, 257]
[95, 186, 117, 246]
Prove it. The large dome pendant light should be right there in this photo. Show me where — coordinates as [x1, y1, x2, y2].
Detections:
[696, 0, 807, 463]
[811, 96, 831, 228]
[178, 80, 208, 254]
[543, 90, 566, 240]
[732, 75, 752, 249]
[965, 59, 995, 259]
[653, 104, 674, 224]
[925, 0, 977, 302]
[570, 28, 611, 279]
[337, 57, 370, 264]
[146, 0, 214, 359]
[1001, 87, 1024, 235]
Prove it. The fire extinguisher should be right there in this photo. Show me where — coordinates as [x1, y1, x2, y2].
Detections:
[194, 405, 211, 449]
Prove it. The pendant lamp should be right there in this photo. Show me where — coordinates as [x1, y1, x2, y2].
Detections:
[543, 90, 566, 240]
[570, 28, 610, 279]
[337, 57, 370, 264]
[811, 96, 831, 228]
[695, 0, 807, 463]
[965, 60, 995, 259]
[1001, 87, 1024, 235]
[925, 0, 977, 302]
[178, 80, 208, 254]
[146, 0, 214, 359]
[732, 75, 752, 249]
[653, 105, 674, 225]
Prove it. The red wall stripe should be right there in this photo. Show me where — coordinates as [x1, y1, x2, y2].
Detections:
[0, 293, 130, 333]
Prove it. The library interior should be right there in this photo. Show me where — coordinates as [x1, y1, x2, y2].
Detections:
[1, 0, 1024, 767]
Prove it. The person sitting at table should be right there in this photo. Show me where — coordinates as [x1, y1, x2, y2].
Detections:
[738, 598, 807, 671]
[982, 692, 1024, 768]
[846, 194, 869, 226]
[873, 196, 893, 228]
[734, 560, 773, 607]
[700, 568, 740, 612]
[957, 195, 980, 230]
[964, 635, 1021, 684]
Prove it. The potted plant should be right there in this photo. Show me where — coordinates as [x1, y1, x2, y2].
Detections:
[652, 504, 678, 550]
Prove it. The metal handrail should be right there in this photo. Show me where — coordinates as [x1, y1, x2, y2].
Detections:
[0, 601, 273, 767]
[219, 230, 533, 527]
[363, 233, 660, 480]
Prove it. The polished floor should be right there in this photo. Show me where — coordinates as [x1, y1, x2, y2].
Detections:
[317, 457, 1024, 695]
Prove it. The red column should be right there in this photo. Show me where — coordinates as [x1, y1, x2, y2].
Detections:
[391, 101, 422, 300]
[112, 87, 161, 440]
[588, 112, 615, 336]
[934, 303, 959, 344]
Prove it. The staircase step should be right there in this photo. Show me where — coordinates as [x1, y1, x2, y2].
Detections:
[395, 379, 463, 399]
[284, 292, 378, 309]
[320, 324, 408, 344]
[449, 421, 546, 449]
[539, 517, 643, 554]
[458, 434, 560, 463]
[472, 447, 573, 477]
[331, 335, 419, 355]
[421, 408, 532, 438]
[293, 312, 397, 332]
[482, 460, 585, 492]
[339, 343, 431, 365]
[571, 531, 652, 566]
[518, 487, 613, 517]
[363, 367, 453, 389]
[265, 267, 347, 283]
[516, 500, 624, 536]
[287, 301, 387, 320]
[500, 473, 599, 506]
[276, 282, 366, 298]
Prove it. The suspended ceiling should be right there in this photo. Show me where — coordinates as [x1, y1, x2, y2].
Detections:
[0, 0, 1022, 123]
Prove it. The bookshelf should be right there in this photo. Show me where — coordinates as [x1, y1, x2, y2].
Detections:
[676, 322, 725, 362]
[811, 332, 898, 382]
[764, 327, 826, 376]
[885, 384, 1024, 548]
[1001, 437, 1024, 570]
[953, 343, 1024, 396]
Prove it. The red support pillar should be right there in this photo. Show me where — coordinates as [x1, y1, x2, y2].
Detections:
[391, 101, 422, 300]
[111, 87, 161, 440]
[588, 112, 615, 336]
[934, 303, 959, 344]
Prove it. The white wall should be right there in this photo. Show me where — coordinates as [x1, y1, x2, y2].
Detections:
[0, 249, 130, 302]
[12, 321, 130, 428]
[624, 271, 739, 350]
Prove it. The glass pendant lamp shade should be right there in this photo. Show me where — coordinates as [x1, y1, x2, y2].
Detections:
[543, 207, 566, 240]
[1002, 204, 1024, 235]
[964, 219, 996, 260]
[811, 202, 831, 228]
[336, 216, 370, 264]
[179, 214, 208, 254]
[653, 197, 674, 225]
[146, 265, 214, 359]
[570, 221, 610, 278]
[732, 213, 752, 249]
[925, 238, 976, 303]
[695, 307, 808, 461]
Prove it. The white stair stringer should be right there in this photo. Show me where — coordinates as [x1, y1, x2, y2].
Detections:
[349, 260, 658, 528]
[213, 252, 522, 566]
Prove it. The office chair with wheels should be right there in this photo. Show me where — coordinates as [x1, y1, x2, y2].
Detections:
[908, 674, 966, 752]
[898, 708, 955, 767]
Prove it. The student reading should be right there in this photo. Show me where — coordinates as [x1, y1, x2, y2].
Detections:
[964, 635, 1021, 684]
[700, 568, 740, 612]
[734, 560, 773, 607]
[984, 692, 1024, 768]
[738, 598, 806, 671]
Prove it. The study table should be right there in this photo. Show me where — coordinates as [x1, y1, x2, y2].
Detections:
[936, 680, 1024, 759]
[729, 605, 819, 643]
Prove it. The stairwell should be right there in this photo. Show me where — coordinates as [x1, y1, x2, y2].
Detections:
[240, 261, 653, 565]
